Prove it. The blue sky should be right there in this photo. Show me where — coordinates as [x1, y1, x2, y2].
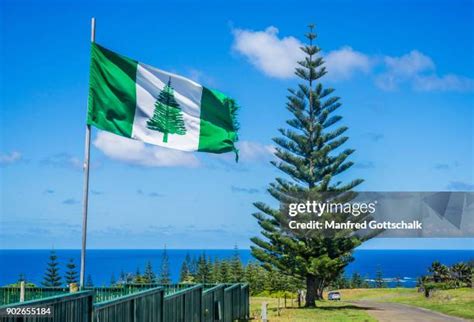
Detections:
[0, 0, 473, 249]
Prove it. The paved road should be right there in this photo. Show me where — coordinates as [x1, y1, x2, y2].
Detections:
[350, 300, 469, 322]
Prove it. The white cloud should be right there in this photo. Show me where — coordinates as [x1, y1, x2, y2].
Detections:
[232, 27, 371, 81]
[324, 47, 372, 81]
[93, 131, 200, 168]
[413, 74, 474, 92]
[238, 141, 275, 162]
[376, 50, 474, 92]
[232, 27, 473, 93]
[232, 26, 304, 79]
[384, 50, 435, 76]
[0, 151, 22, 166]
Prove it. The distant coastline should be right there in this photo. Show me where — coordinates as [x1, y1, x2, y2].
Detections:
[1, 249, 472, 287]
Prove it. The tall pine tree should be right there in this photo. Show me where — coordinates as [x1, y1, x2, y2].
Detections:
[110, 273, 117, 287]
[210, 258, 221, 283]
[42, 250, 62, 287]
[195, 253, 212, 283]
[86, 274, 94, 287]
[179, 254, 193, 283]
[158, 246, 171, 284]
[250, 25, 369, 306]
[218, 260, 232, 283]
[147, 77, 186, 143]
[230, 246, 244, 282]
[143, 261, 156, 284]
[65, 258, 78, 286]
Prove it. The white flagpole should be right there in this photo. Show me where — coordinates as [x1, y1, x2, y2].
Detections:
[80, 17, 95, 288]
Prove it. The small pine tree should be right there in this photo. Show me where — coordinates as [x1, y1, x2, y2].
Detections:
[179, 256, 192, 283]
[230, 246, 244, 282]
[190, 257, 198, 277]
[65, 258, 78, 285]
[147, 77, 186, 143]
[210, 258, 221, 283]
[110, 273, 116, 286]
[143, 261, 156, 284]
[86, 274, 94, 287]
[42, 250, 62, 287]
[134, 267, 146, 284]
[158, 247, 171, 284]
[119, 270, 127, 285]
[195, 253, 212, 283]
[219, 260, 232, 283]
[351, 272, 363, 288]
[374, 268, 385, 288]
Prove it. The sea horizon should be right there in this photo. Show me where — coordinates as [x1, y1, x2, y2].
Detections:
[1, 249, 472, 288]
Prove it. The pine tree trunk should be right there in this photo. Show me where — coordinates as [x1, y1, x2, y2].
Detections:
[305, 274, 317, 307]
[163, 132, 168, 143]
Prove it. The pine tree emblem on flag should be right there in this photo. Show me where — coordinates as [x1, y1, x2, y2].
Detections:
[87, 43, 239, 159]
[146, 78, 187, 143]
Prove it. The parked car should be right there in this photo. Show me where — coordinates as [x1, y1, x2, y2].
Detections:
[328, 291, 341, 301]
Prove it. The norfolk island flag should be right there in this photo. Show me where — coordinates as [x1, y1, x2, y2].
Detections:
[88, 43, 239, 159]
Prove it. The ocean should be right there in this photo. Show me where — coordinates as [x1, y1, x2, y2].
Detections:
[0, 249, 472, 288]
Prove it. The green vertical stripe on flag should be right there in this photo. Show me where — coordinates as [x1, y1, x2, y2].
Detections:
[88, 43, 138, 138]
[198, 87, 239, 155]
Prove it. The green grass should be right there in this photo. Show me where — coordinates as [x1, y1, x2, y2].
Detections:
[250, 296, 376, 321]
[340, 288, 474, 320]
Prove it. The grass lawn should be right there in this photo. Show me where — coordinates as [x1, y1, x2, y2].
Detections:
[250, 296, 376, 321]
[339, 288, 474, 320]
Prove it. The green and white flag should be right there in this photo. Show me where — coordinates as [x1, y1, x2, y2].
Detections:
[88, 43, 239, 159]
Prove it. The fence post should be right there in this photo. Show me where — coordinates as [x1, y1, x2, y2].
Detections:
[277, 297, 281, 316]
[19, 281, 25, 302]
[70, 283, 79, 293]
[215, 300, 222, 320]
[261, 302, 268, 322]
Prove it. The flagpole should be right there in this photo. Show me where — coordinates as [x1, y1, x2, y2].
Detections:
[80, 17, 95, 288]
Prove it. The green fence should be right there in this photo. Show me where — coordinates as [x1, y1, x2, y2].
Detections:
[0, 284, 249, 322]
[125, 284, 194, 295]
[240, 284, 250, 320]
[93, 286, 164, 322]
[223, 284, 250, 322]
[202, 285, 224, 322]
[0, 286, 155, 307]
[0, 287, 68, 306]
[163, 284, 202, 322]
[0, 291, 93, 322]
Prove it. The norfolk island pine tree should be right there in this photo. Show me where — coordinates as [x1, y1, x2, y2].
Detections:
[65, 258, 79, 285]
[41, 250, 62, 287]
[158, 247, 171, 284]
[146, 77, 186, 143]
[250, 25, 376, 307]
